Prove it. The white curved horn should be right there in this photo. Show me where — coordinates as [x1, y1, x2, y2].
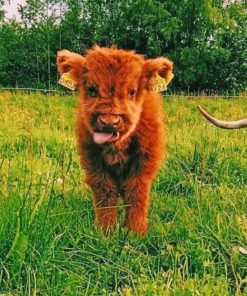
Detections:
[197, 106, 247, 129]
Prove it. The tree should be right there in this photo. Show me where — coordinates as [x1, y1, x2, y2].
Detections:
[0, 0, 246, 91]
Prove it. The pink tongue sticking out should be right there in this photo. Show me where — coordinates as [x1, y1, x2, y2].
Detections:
[93, 132, 119, 144]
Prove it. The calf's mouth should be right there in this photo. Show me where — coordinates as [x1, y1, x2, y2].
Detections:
[93, 131, 120, 144]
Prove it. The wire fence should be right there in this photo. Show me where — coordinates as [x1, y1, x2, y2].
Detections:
[0, 87, 71, 95]
[0, 87, 246, 99]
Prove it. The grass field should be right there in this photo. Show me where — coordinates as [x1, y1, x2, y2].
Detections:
[0, 91, 246, 295]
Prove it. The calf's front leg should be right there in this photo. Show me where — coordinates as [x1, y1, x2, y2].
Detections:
[86, 173, 118, 233]
[123, 177, 151, 236]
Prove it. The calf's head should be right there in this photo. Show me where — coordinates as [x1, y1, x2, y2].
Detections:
[57, 46, 173, 144]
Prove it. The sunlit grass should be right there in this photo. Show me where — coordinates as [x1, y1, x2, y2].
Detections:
[0, 91, 246, 295]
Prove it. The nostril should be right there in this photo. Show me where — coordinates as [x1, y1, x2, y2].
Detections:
[98, 116, 106, 126]
[113, 117, 121, 126]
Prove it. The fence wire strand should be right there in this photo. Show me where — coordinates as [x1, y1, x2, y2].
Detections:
[0, 87, 246, 99]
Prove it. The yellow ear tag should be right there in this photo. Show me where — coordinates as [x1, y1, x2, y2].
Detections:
[149, 71, 174, 92]
[165, 71, 174, 85]
[58, 72, 76, 91]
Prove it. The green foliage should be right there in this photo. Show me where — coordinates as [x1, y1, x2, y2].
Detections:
[0, 92, 246, 294]
[0, 0, 246, 91]
[0, 1, 4, 23]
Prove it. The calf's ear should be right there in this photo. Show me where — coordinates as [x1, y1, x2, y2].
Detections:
[141, 57, 173, 89]
[57, 50, 86, 85]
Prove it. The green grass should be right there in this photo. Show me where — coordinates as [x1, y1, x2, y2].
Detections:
[0, 91, 246, 295]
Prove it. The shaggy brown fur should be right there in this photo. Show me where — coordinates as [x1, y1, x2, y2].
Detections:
[57, 46, 173, 235]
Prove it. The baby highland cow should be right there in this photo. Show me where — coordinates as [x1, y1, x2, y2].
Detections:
[57, 46, 173, 235]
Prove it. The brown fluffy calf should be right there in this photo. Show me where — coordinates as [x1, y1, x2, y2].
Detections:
[57, 46, 173, 235]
